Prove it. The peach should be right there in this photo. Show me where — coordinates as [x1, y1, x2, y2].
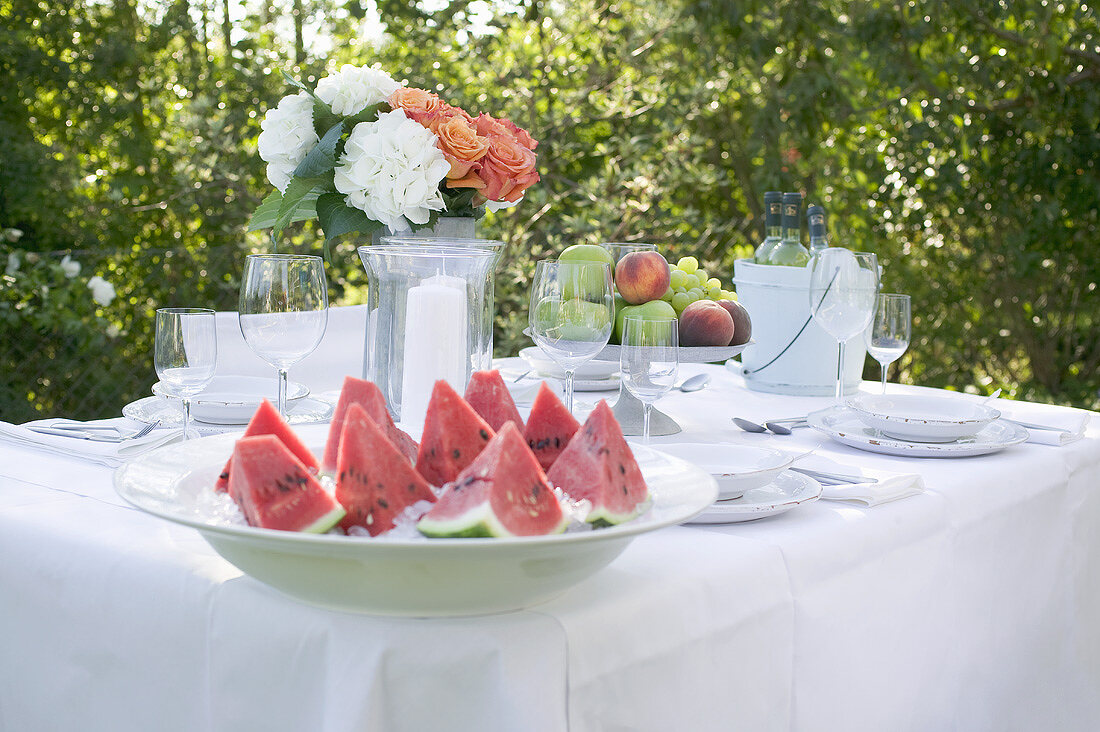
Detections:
[615, 251, 672, 305]
[678, 300, 735, 347]
[716, 300, 752, 345]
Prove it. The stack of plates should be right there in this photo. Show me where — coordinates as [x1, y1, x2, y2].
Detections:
[806, 394, 1029, 458]
[654, 443, 821, 524]
[124, 375, 333, 428]
[519, 347, 620, 391]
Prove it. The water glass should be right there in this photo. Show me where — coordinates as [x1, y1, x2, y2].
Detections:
[865, 293, 911, 394]
[239, 254, 328, 417]
[154, 308, 217, 440]
[528, 259, 615, 414]
[808, 248, 880, 403]
[620, 316, 679, 443]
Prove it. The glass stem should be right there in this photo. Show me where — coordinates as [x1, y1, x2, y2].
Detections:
[835, 339, 845, 404]
[182, 397, 192, 441]
[642, 403, 652, 444]
[564, 370, 576, 414]
[880, 361, 889, 394]
[277, 368, 289, 417]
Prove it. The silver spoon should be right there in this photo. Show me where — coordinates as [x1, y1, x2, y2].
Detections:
[732, 417, 768, 433]
[678, 374, 710, 392]
[765, 420, 808, 435]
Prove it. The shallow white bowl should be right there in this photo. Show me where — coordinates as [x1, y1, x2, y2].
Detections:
[519, 346, 619, 381]
[114, 427, 717, 617]
[846, 394, 1000, 443]
[646, 443, 796, 500]
[152, 375, 309, 425]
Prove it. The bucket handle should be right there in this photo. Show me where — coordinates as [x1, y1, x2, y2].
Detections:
[743, 268, 839, 377]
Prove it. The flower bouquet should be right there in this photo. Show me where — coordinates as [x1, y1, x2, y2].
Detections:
[248, 64, 539, 242]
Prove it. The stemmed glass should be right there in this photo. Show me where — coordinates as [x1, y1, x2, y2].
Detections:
[528, 259, 615, 414]
[808, 248, 880, 404]
[865, 293, 911, 394]
[154, 308, 217, 440]
[239, 254, 329, 418]
[620, 316, 679, 443]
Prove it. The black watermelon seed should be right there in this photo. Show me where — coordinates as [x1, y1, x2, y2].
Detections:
[452, 448, 461, 460]
[407, 483, 416, 493]
[378, 498, 389, 509]
[619, 464, 626, 474]
[479, 429, 489, 440]
[622, 485, 629, 495]
[339, 471, 346, 482]
[554, 437, 561, 448]
[218, 471, 229, 480]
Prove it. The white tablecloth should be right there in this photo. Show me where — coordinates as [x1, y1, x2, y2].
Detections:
[2, 358, 1099, 731]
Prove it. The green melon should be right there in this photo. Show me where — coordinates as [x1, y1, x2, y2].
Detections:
[546, 400, 649, 526]
[229, 434, 345, 533]
[418, 423, 567, 538]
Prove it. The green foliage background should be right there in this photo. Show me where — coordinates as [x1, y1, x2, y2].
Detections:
[1, 0, 1098, 421]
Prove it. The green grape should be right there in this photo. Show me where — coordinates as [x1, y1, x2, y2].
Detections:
[707, 285, 722, 299]
[693, 271, 708, 288]
[720, 289, 733, 300]
[660, 286, 674, 302]
[706, 278, 722, 290]
[677, 256, 699, 274]
[687, 287, 704, 302]
[671, 291, 691, 313]
[669, 269, 689, 290]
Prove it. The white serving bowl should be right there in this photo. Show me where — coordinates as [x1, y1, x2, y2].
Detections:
[846, 394, 1000, 443]
[649, 443, 796, 500]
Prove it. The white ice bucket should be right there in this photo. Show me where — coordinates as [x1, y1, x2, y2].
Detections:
[733, 258, 865, 396]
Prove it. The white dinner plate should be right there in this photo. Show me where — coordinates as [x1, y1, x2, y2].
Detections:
[113, 427, 717, 617]
[807, 406, 1029, 458]
[123, 394, 333, 428]
[846, 393, 999, 443]
[151, 375, 310, 425]
[685, 470, 822, 524]
[648, 443, 797, 500]
[519, 346, 620, 381]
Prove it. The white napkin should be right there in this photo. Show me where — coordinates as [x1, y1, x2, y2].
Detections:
[797, 459, 925, 507]
[0, 418, 182, 468]
[989, 400, 1091, 446]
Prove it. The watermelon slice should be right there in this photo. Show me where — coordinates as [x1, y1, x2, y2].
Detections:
[523, 382, 580, 471]
[546, 400, 649, 526]
[228, 434, 345, 533]
[416, 380, 496, 487]
[418, 423, 567, 538]
[322, 376, 418, 474]
[463, 370, 525, 432]
[335, 403, 436, 536]
[215, 399, 319, 494]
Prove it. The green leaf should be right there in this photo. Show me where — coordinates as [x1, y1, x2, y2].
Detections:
[312, 97, 341, 137]
[248, 188, 320, 231]
[294, 122, 345, 178]
[274, 175, 329, 235]
[343, 102, 383, 128]
[316, 192, 383, 241]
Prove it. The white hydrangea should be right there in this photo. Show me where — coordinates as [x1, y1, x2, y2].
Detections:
[316, 64, 400, 117]
[87, 275, 116, 307]
[333, 109, 449, 231]
[257, 92, 319, 192]
[60, 254, 81, 278]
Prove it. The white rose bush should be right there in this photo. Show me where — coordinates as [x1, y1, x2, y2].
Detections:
[248, 64, 539, 244]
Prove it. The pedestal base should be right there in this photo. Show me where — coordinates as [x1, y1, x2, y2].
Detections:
[610, 384, 682, 436]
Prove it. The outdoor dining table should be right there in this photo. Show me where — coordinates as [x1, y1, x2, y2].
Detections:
[2, 317, 1098, 731]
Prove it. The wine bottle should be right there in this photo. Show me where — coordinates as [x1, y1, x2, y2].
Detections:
[764, 192, 810, 266]
[753, 191, 784, 264]
[807, 205, 829, 255]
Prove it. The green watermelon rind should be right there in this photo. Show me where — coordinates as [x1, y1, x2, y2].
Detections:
[417, 499, 569, 539]
[301, 504, 347, 534]
[584, 494, 652, 527]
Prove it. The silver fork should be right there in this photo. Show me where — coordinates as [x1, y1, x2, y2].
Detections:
[27, 419, 161, 443]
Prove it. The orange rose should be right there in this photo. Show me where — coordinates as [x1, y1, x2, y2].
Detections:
[435, 115, 490, 185]
[478, 135, 539, 202]
[499, 118, 538, 151]
[473, 113, 510, 141]
[388, 87, 445, 125]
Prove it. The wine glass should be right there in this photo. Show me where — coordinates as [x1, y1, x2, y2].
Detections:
[154, 308, 217, 440]
[239, 254, 329, 418]
[600, 242, 656, 265]
[865, 293, 911, 394]
[808, 248, 880, 404]
[619, 316, 679, 443]
[528, 259, 615, 413]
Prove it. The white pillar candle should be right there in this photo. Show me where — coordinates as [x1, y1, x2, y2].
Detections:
[399, 277, 469, 431]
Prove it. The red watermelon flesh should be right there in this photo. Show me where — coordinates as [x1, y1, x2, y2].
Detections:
[416, 380, 496, 487]
[215, 398, 319, 494]
[335, 403, 436, 536]
[418, 423, 566, 538]
[229, 434, 345, 533]
[322, 375, 419, 474]
[546, 400, 649, 526]
[463, 370, 524, 432]
[523, 382, 580, 471]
